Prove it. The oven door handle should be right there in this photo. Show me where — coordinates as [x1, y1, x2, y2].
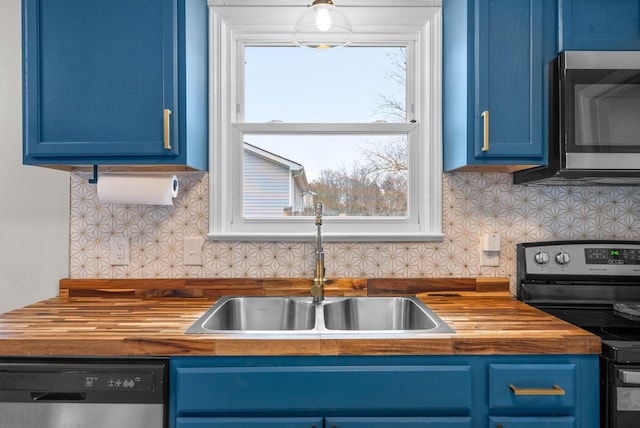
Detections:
[619, 370, 640, 385]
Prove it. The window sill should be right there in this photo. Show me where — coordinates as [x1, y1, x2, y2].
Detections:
[208, 232, 445, 242]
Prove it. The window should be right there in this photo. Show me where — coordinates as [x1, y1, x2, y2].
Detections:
[208, 1, 443, 241]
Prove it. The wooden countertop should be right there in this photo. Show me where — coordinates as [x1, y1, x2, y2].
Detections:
[0, 289, 600, 357]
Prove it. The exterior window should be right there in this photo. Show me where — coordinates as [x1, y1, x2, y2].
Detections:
[243, 47, 409, 219]
[209, 2, 443, 241]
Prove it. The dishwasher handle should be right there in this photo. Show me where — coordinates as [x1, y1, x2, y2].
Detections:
[31, 392, 87, 401]
[619, 369, 640, 385]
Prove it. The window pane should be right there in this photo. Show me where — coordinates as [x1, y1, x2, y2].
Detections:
[244, 46, 407, 123]
[242, 134, 408, 217]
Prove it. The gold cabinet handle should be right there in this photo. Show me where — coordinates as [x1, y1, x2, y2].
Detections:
[509, 384, 565, 396]
[163, 108, 172, 150]
[481, 110, 489, 152]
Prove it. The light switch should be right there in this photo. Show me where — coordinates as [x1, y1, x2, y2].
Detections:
[481, 233, 500, 251]
[183, 237, 204, 266]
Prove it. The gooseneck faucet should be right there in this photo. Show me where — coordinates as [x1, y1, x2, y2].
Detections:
[311, 202, 326, 304]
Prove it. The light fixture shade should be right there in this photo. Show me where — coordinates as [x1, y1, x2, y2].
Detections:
[293, 0, 354, 49]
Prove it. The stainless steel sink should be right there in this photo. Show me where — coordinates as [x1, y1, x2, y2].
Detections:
[186, 296, 454, 336]
[186, 297, 316, 333]
[323, 297, 443, 331]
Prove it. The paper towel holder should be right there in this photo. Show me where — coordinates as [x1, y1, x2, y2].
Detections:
[97, 174, 180, 206]
[88, 165, 99, 184]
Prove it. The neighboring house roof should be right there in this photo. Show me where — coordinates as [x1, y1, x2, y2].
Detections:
[243, 142, 310, 193]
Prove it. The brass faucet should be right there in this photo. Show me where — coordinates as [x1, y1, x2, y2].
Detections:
[311, 202, 326, 304]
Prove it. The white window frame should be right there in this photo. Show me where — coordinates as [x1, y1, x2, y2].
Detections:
[208, 1, 443, 242]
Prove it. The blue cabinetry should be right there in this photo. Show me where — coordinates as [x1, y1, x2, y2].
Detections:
[177, 417, 471, 427]
[324, 418, 472, 427]
[559, 0, 640, 51]
[176, 418, 324, 427]
[22, 0, 207, 170]
[170, 355, 598, 428]
[489, 417, 576, 427]
[489, 364, 576, 413]
[443, 0, 556, 171]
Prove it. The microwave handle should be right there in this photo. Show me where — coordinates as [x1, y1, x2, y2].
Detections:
[481, 110, 489, 152]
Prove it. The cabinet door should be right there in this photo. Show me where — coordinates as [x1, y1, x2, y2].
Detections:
[325, 417, 472, 427]
[443, 0, 555, 170]
[559, 0, 640, 51]
[22, 0, 179, 163]
[474, 0, 550, 161]
[488, 364, 576, 413]
[489, 416, 575, 428]
[174, 364, 472, 416]
[176, 417, 323, 428]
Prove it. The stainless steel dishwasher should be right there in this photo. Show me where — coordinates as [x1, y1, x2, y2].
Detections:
[0, 358, 167, 428]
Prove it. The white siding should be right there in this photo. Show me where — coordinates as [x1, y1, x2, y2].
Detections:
[293, 183, 304, 213]
[243, 150, 292, 217]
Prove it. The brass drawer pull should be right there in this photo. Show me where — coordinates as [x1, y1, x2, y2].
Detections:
[509, 384, 565, 396]
[163, 108, 172, 150]
[481, 110, 489, 152]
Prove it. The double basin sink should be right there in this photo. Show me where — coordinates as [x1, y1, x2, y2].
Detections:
[186, 296, 454, 337]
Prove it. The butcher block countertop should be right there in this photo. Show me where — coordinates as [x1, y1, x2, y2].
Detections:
[0, 278, 600, 357]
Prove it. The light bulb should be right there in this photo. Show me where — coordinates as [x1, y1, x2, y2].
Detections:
[315, 8, 332, 32]
[293, 0, 353, 48]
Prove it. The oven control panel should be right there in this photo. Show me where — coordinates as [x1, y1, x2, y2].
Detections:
[585, 247, 640, 265]
[521, 241, 640, 276]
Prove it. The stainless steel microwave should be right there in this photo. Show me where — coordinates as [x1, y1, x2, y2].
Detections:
[514, 51, 640, 185]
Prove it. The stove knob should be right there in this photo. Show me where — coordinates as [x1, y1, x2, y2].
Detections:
[534, 251, 549, 264]
[555, 251, 570, 265]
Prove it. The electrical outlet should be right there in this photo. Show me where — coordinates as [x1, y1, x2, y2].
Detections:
[183, 237, 203, 266]
[480, 250, 500, 267]
[110, 237, 130, 265]
[479, 233, 500, 266]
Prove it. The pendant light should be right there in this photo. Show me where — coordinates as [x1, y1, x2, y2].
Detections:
[293, 0, 354, 49]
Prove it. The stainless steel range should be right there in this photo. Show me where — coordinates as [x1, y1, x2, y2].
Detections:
[517, 240, 640, 428]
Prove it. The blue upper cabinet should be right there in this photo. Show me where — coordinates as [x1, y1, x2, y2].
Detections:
[443, 0, 556, 171]
[559, 0, 640, 51]
[22, 0, 208, 170]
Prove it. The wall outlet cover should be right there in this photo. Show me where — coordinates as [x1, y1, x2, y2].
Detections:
[110, 237, 130, 266]
[184, 237, 204, 266]
[480, 249, 500, 267]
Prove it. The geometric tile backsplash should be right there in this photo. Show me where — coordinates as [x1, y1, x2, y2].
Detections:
[69, 172, 640, 292]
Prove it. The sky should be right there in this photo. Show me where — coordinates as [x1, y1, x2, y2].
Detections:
[243, 46, 405, 181]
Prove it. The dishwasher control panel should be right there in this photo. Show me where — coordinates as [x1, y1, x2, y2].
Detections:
[0, 360, 166, 403]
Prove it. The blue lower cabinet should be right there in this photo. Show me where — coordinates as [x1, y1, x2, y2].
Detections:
[170, 355, 598, 428]
[488, 364, 576, 413]
[324, 417, 473, 427]
[489, 416, 576, 428]
[173, 363, 471, 416]
[176, 417, 323, 428]
[176, 417, 472, 428]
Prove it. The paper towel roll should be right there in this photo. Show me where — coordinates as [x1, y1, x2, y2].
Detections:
[97, 175, 179, 206]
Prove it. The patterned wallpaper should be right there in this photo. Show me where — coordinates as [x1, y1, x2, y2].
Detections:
[69, 172, 640, 291]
